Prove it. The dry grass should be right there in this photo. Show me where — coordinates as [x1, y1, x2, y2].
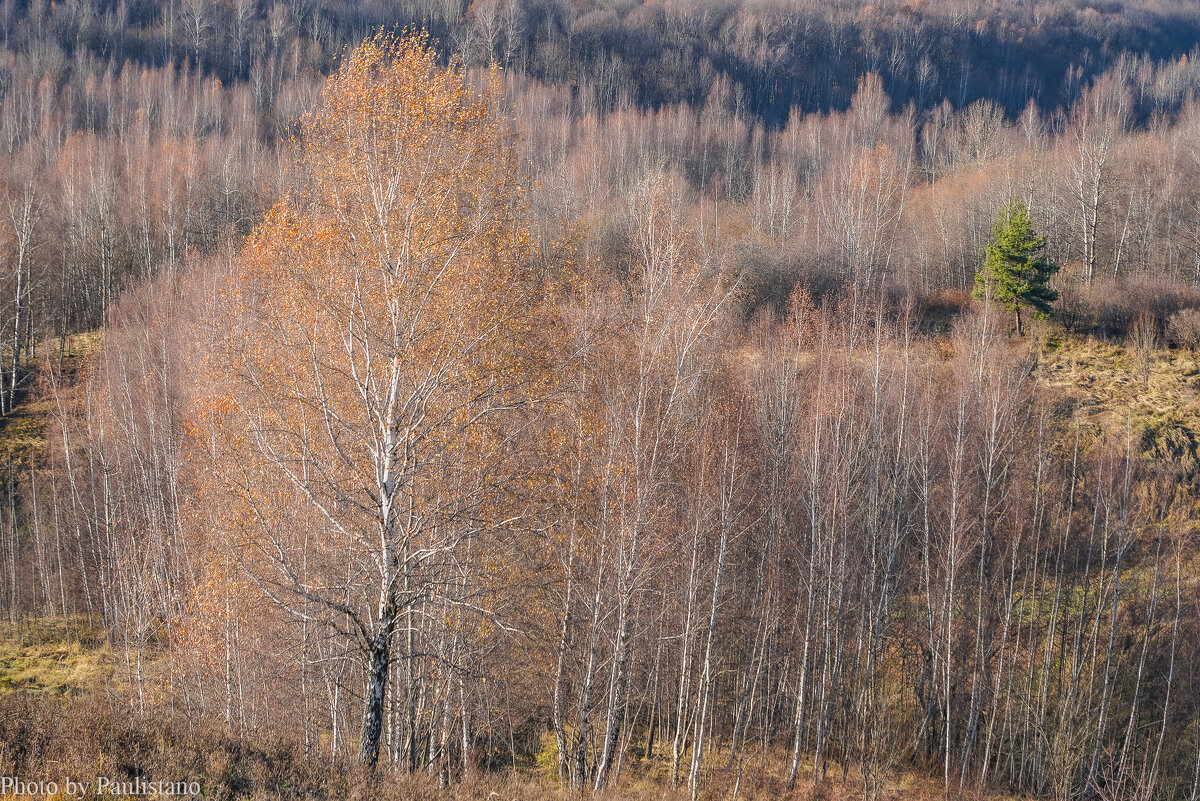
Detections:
[0, 330, 102, 465]
[0, 677, 1031, 800]
[1036, 334, 1200, 470]
[0, 618, 111, 696]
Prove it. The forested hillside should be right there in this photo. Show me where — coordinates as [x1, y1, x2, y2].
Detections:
[3, 2, 1200, 801]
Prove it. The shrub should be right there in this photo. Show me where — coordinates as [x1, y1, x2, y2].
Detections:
[1167, 308, 1200, 349]
[1127, 311, 1160, 386]
[1055, 275, 1200, 339]
[919, 288, 973, 331]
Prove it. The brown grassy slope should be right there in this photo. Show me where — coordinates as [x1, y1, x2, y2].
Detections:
[1035, 333, 1200, 471]
[0, 618, 111, 696]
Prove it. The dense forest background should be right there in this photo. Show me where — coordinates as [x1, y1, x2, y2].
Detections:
[5, 2, 1200, 800]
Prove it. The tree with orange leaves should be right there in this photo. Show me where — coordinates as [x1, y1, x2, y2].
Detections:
[199, 32, 544, 768]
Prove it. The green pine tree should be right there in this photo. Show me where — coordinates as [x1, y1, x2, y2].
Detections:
[972, 198, 1059, 335]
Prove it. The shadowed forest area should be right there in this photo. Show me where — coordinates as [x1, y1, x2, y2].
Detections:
[4, 2, 1200, 800]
